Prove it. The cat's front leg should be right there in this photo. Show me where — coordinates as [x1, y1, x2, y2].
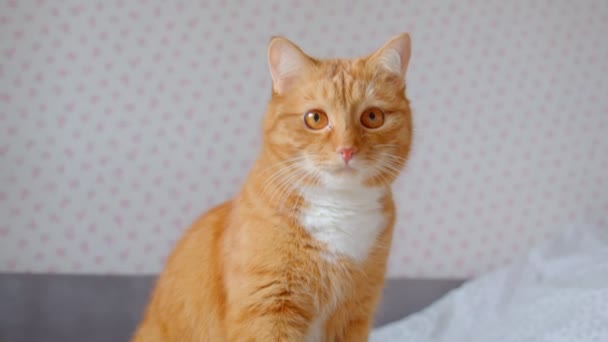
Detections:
[223, 266, 317, 341]
[340, 316, 373, 342]
[225, 294, 314, 342]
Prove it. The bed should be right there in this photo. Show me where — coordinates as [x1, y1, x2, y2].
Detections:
[1, 223, 606, 341]
[0, 274, 461, 341]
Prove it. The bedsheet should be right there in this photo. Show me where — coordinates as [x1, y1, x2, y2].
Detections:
[371, 221, 608, 342]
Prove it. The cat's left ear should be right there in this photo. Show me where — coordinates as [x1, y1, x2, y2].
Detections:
[267, 36, 314, 95]
[369, 33, 412, 78]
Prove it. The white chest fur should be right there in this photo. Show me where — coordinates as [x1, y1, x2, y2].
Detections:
[299, 186, 387, 263]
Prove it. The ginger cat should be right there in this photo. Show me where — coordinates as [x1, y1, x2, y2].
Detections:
[132, 32, 413, 342]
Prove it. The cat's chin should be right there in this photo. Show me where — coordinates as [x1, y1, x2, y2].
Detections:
[327, 165, 357, 174]
[318, 168, 367, 190]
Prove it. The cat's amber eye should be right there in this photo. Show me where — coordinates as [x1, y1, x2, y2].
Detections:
[304, 110, 329, 130]
[360, 108, 385, 129]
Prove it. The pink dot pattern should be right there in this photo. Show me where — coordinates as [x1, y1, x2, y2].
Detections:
[0, 0, 607, 278]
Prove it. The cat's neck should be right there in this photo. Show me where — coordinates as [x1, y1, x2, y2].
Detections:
[297, 179, 391, 263]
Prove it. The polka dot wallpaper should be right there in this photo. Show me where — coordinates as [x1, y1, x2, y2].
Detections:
[0, 0, 607, 277]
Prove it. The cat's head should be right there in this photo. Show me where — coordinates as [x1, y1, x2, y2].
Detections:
[262, 33, 413, 190]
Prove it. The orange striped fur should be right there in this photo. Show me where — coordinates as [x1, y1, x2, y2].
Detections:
[132, 33, 413, 342]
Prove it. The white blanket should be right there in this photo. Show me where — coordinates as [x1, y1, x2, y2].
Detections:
[371, 221, 608, 342]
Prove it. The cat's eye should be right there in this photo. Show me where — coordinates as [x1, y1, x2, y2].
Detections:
[304, 110, 329, 130]
[360, 108, 385, 129]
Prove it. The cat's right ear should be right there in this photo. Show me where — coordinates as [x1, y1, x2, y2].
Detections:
[267, 36, 314, 95]
[369, 33, 412, 79]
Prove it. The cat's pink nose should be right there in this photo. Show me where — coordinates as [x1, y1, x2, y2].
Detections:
[338, 147, 356, 163]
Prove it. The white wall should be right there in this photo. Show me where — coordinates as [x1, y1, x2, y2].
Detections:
[1, 0, 607, 278]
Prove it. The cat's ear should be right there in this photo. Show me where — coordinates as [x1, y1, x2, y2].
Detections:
[369, 33, 412, 78]
[267, 36, 314, 94]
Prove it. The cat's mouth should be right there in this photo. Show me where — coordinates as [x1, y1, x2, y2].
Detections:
[326, 164, 357, 174]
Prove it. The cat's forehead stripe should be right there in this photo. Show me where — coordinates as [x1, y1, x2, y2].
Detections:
[315, 60, 370, 110]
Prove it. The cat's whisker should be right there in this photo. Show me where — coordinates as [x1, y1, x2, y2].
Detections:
[284, 174, 316, 222]
[276, 173, 303, 209]
[260, 159, 307, 198]
[258, 155, 308, 176]
[382, 157, 408, 166]
[379, 163, 402, 178]
[261, 156, 309, 178]
[375, 154, 408, 171]
[376, 152, 407, 161]
[284, 168, 324, 224]
[364, 159, 391, 186]
[379, 154, 409, 163]
[270, 167, 310, 207]
[261, 158, 312, 200]
[372, 143, 401, 149]
[376, 167, 396, 186]
[266, 171, 295, 204]
[268, 172, 300, 205]
[366, 156, 402, 185]
[380, 162, 403, 175]
[259, 159, 308, 195]
[278, 170, 317, 221]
